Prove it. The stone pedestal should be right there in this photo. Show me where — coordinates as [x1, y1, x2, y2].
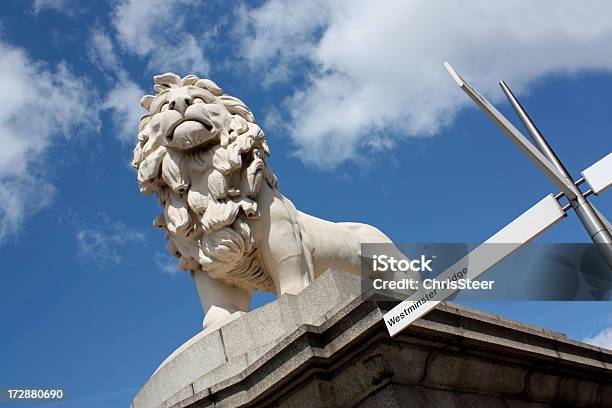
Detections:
[132, 270, 612, 408]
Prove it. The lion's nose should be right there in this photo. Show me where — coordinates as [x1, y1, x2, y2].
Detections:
[168, 95, 193, 116]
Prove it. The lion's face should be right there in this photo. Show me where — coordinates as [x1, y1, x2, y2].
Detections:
[147, 85, 232, 151]
[132, 73, 278, 292]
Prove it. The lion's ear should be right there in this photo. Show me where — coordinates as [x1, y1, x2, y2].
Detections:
[182, 75, 199, 86]
[141, 95, 155, 110]
[195, 79, 223, 96]
[218, 95, 255, 123]
[154, 72, 182, 86]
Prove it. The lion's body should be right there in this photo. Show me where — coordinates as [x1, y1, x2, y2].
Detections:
[298, 210, 394, 278]
[132, 73, 412, 331]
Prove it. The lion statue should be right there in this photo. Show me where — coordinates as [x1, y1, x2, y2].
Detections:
[132, 73, 416, 331]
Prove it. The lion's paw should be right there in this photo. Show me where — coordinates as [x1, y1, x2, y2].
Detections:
[203, 307, 246, 333]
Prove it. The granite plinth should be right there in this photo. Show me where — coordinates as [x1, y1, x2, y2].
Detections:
[132, 270, 612, 408]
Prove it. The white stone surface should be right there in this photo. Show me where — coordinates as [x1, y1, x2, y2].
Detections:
[132, 73, 416, 330]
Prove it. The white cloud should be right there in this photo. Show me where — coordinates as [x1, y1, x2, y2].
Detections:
[240, 0, 612, 168]
[76, 215, 146, 269]
[91, 1, 211, 144]
[583, 328, 612, 350]
[0, 40, 98, 243]
[33, 0, 67, 14]
[88, 29, 121, 75]
[151, 35, 209, 75]
[112, 0, 209, 75]
[103, 79, 147, 142]
[239, 0, 330, 81]
[154, 252, 179, 274]
[87, 28, 147, 143]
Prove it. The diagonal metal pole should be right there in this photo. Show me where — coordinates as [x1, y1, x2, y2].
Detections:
[444, 63, 577, 199]
[499, 81, 612, 270]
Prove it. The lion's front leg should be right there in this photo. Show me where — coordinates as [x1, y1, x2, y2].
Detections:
[192, 269, 251, 331]
[250, 183, 314, 296]
[257, 218, 313, 296]
[251, 189, 314, 297]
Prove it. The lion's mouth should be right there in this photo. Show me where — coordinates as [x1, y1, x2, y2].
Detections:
[165, 118, 215, 149]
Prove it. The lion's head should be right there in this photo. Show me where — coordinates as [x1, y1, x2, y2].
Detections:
[131, 73, 277, 292]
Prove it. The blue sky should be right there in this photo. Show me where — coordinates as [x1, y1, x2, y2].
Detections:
[0, 1, 611, 407]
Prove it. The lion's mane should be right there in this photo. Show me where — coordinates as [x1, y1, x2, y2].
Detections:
[131, 73, 277, 292]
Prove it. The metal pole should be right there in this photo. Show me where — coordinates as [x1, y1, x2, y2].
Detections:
[499, 81, 612, 270]
[445, 63, 576, 198]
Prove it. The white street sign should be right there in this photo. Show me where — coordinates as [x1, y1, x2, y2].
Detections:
[384, 194, 565, 337]
[444, 62, 577, 200]
[582, 152, 612, 196]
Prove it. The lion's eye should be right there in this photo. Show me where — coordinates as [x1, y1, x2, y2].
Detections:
[160, 102, 169, 112]
[193, 97, 205, 104]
